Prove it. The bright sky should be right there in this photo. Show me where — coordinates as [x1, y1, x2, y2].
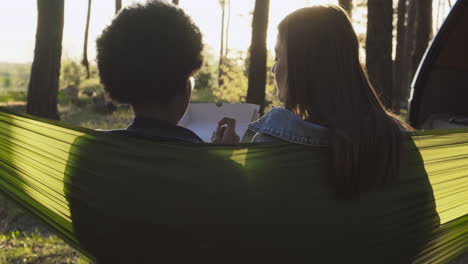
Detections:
[0, 0, 452, 64]
[0, 0, 341, 63]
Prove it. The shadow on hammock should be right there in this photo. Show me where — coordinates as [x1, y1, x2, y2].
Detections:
[63, 133, 442, 263]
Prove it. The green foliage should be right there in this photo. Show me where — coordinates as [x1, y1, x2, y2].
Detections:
[57, 69, 106, 108]
[2, 73, 12, 88]
[206, 51, 282, 111]
[58, 91, 90, 108]
[60, 60, 100, 89]
[195, 61, 217, 91]
[60, 104, 133, 129]
[59, 60, 102, 108]
[213, 58, 248, 103]
[191, 88, 216, 102]
[0, 91, 27, 103]
[60, 60, 83, 88]
[264, 52, 282, 112]
[78, 78, 103, 97]
[0, 63, 30, 91]
[193, 48, 218, 93]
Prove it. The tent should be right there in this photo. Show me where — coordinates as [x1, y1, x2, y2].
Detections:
[409, 0, 468, 129]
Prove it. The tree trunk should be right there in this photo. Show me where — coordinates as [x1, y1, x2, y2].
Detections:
[172, 0, 179, 5]
[338, 0, 353, 16]
[366, 0, 393, 109]
[400, 0, 433, 104]
[400, 0, 416, 107]
[115, 0, 122, 14]
[218, 0, 226, 88]
[27, 0, 64, 120]
[247, 0, 270, 112]
[393, 0, 407, 114]
[225, 0, 231, 57]
[412, 0, 433, 75]
[82, 0, 92, 79]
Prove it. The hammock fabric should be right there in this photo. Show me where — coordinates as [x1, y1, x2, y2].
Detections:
[0, 106, 466, 263]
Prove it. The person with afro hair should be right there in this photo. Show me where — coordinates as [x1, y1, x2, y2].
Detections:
[97, 0, 206, 142]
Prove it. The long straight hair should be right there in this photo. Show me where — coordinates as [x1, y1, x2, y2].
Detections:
[278, 6, 413, 198]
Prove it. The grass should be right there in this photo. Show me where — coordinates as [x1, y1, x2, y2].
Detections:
[0, 231, 89, 264]
[0, 193, 90, 264]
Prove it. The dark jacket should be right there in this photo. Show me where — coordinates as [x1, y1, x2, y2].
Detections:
[105, 117, 203, 143]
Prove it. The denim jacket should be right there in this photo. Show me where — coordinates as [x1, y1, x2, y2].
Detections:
[104, 117, 204, 143]
[247, 107, 329, 146]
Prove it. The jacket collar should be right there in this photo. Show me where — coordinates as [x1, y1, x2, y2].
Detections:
[126, 117, 204, 143]
[248, 107, 329, 146]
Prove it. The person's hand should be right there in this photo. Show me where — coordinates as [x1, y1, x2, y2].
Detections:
[211, 117, 240, 144]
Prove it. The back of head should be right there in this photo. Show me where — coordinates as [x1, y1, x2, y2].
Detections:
[278, 6, 409, 198]
[96, 1, 203, 105]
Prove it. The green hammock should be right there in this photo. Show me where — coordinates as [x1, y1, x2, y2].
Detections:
[0, 106, 466, 263]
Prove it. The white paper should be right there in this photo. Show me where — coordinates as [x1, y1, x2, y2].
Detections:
[179, 103, 260, 142]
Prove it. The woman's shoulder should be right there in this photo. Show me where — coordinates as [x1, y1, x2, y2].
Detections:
[249, 107, 321, 128]
[248, 107, 328, 146]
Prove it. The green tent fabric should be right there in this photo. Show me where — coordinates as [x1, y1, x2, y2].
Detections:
[0, 106, 467, 263]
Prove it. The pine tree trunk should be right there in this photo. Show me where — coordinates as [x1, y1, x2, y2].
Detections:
[247, 0, 270, 112]
[413, 0, 433, 75]
[115, 0, 122, 14]
[218, 0, 226, 88]
[393, 0, 407, 114]
[366, 0, 393, 109]
[225, 0, 231, 57]
[82, 0, 92, 79]
[401, 0, 416, 106]
[338, 0, 353, 16]
[27, 0, 64, 120]
[401, 0, 432, 104]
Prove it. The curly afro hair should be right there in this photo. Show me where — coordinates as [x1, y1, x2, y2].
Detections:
[96, 1, 204, 105]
